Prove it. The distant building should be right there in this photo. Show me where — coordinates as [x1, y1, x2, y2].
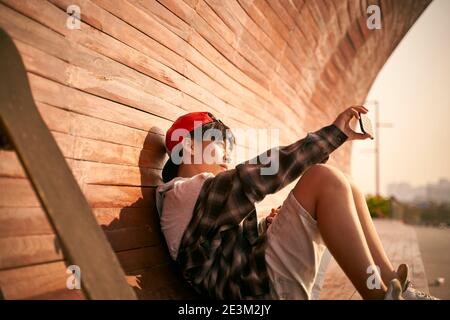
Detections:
[389, 196, 405, 220]
[387, 179, 450, 205]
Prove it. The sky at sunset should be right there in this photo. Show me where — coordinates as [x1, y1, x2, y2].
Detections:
[351, 0, 450, 197]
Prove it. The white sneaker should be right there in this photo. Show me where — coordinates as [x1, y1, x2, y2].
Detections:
[396, 264, 439, 300]
[384, 279, 404, 300]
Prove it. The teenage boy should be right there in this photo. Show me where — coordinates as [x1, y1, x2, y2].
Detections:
[155, 107, 437, 300]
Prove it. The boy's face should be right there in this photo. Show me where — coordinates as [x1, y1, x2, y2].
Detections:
[184, 138, 231, 175]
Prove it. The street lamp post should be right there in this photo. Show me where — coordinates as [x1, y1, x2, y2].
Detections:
[364, 100, 393, 198]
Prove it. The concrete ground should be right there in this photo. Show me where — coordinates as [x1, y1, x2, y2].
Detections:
[315, 219, 429, 300]
[414, 225, 450, 299]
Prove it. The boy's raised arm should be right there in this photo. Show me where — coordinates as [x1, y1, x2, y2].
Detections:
[235, 124, 348, 204]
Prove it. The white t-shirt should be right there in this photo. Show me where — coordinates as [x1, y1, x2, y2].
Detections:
[155, 172, 214, 260]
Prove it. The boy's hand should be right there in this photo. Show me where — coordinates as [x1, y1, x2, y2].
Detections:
[332, 106, 373, 141]
[266, 207, 280, 226]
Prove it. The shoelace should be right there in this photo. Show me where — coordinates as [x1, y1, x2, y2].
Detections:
[405, 281, 436, 299]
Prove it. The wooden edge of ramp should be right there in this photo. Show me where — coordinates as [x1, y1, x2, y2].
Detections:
[0, 27, 137, 300]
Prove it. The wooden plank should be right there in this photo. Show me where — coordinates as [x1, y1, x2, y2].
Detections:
[200, 0, 310, 114]
[266, 0, 296, 30]
[0, 208, 163, 252]
[0, 178, 166, 256]
[29, 76, 171, 135]
[0, 232, 166, 270]
[18, 42, 186, 122]
[36, 102, 166, 151]
[0, 178, 41, 207]
[60, 0, 290, 133]
[88, 0, 300, 132]
[105, 227, 163, 252]
[0, 207, 53, 237]
[84, 184, 155, 208]
[240, 0, 326, 108]
[94, 207, 158, 230]
[72, 161, 162, 187]
[0, 206, 159, 238]
[0, 177, 157, 208]
[133, 0, 305, 130]
[0, 150, 26, 177]
[34, 102, 168, 169]
[29, 288, 85, 300]
[0, 235, 64, 269]
[0, 2, 266, 132]
[0, 259, 196, 300]
[235, 0, 316, 102]
[0, 227, 172, 271]
[0, 180, 163, 258]
[0, 261, 86, 300]
[224, 0, 312, 107]
[0, 150, 163, 187]
[52, 131, 165, 169]
[0, 28, 136, 299]
[2, 0, 308, 139]
[0, 132, 165, 173]
[127, 0, 271, 90]
[0, 3, 188, 120]
[89, 0, 271, 109]
[160, 0, 302, 104]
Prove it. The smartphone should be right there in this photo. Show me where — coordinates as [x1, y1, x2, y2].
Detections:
[358, 112, 374, 139]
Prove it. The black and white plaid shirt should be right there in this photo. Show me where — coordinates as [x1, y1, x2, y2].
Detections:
[176, 124, 348, 299]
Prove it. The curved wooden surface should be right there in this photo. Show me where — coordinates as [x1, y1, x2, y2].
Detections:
[0, 0, 431, 299]
[0, 27, 137, 300]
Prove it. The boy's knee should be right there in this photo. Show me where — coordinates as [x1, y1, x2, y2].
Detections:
[301, 164, 350, 192]
[291, 164, 349, 219]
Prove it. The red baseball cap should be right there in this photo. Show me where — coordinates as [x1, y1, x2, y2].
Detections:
[164, 112, 216, 155]
[162, 111, 218, 182]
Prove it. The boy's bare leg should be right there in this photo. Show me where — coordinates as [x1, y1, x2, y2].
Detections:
[293, 164, 387, 299]
[346, 175, 399, 285]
